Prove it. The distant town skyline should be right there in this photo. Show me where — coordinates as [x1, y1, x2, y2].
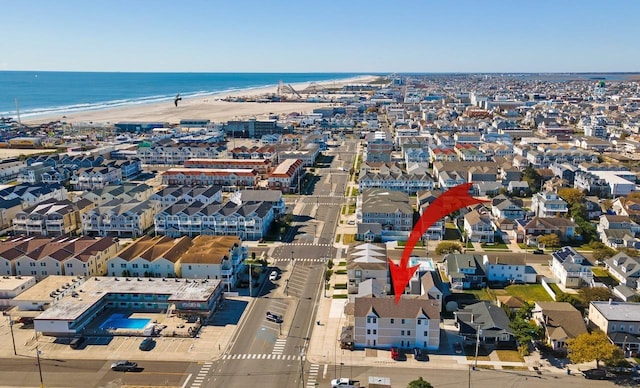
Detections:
[2, 0, 640, 73]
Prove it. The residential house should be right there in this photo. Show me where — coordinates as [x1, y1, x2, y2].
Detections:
[483, 255, 535, 284]
[82, 183, 155, 206]
[612, 197, 640, 223]
[137, 145, 221, 164]
[357, 189, 413, 241]
[13, 199, 94, 236]
[443, 254, 487, 290]
[463, 209, 495, 243]
[268, 159, 305, 193]
[12, 236, 118, 280]
[531, 192, 568, 218]
[161, 168, 258, 188]
[533, 302, 588, 351]
[491, 197, 525, 220]
[605, 253, 640, 290]
[589, 301, 640, 356]
[106, 235, 192, 277]
[0, 198, 22, 230]
[0, 184, 68, 208]
[416, 190, 445, 240]
[454, 301, 516, 349]
[228, 190, 286, 217]
[150, 185, 223, 209]
[353, 296, 440, 350]
[516, 217, 577, 243]
[154, 200, 274, 241]
[179, 235, 248, 290]
[346, 243, 389, 295]
[277, 143, 320, 167]
[0, 237, 52, 276]
[549, 246, 593, 288]
[81, 198, 158, 238]
[358, 170, 434, 195]
[70, 167, 122, 191]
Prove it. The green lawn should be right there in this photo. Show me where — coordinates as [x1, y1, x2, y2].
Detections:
[495, 350, 524, 362]
[495, 284, 553, 302]
[462, 288, 494, 301]
[481, 242, 509, 249]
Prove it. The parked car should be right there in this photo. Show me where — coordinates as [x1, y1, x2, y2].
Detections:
[110, 360, 138, 372]
[266, 311, 283, 323]
[69, 336, 85, 349]
[413, 348, 429, 361]
[390, 347, 401, 360]
[331, 377, 360, 387]
[582, 368, 612, 380]
[269, 271, 278, 281]
[139, 337, 155, 351]
[532, 249, 544, 254]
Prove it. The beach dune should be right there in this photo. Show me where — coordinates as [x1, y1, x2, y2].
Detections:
[25, 75, 379, 125]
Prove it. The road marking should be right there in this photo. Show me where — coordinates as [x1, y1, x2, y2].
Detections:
[180, 373, 192, 388]
[323, 364, 328, 378]
[307, 364, 320, 387]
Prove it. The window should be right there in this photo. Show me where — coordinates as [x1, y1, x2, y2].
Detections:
[424, 331, 428, 336]
[401, 319, 405, 324]
[66, 263, 73, 268]
[417, 319, 421, 325]
[390, 319, 394, 324]
[132, 264, 138, 269]
[143, 264, 149, 269]
[111, 263, 115, 268]
[401, 330, 405, 335]
[373, 329, 377, 334]
[611, 325, 616, 331]
[367, 329, 371, 335]
[40, 262, 46, 267]
[407, 331, 411, 336]
[120, 264, 126, 268]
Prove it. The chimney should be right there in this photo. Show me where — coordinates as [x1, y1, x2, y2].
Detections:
[471, 314, 474, 323]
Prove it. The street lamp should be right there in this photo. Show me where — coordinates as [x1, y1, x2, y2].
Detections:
[248, 261, 252, 297]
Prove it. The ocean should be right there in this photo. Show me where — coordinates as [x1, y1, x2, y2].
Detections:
[0, 72, 367, 119]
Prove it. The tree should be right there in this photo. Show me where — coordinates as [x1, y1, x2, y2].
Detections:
[558, 188, 585, 207]
[567, 330, 621, 368]
[407, 377, 433, 388]
[325, 269, 333, 282]
[327, 259, 335, 270]
[579, 287, 613, 304]
[537, 234, 560, 248]
[435, 241, 462, 255]
[601, 199, 613, 211]
[523, 166, 542, 193]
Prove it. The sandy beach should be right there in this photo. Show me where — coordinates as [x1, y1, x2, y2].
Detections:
[24, 75, 379, 125]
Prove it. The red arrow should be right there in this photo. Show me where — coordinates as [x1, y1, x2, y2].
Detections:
[389, 183, 487, 303]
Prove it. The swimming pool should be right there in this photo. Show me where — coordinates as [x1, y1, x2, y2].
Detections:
[99, 313, 151, 330]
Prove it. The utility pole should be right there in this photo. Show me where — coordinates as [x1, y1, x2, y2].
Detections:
[36, 346, 44, 388]
[248, 262, 252, 297]
[8, 316, 17, 355]
[474, 325, 481, 370]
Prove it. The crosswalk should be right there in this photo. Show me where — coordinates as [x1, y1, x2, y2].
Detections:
[189, 361, 213, 388]
[273, 338, 286, 355]
[307, 364, 320, 388]
[221, 353, 302, 360]
[282, 258, 329, 262]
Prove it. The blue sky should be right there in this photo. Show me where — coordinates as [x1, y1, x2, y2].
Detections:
[2, 0, 639, 73]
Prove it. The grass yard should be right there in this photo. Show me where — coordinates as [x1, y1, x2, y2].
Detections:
[495, 284, 553, 302]
[592, 267, 610, 277]
[335, 234, 341, 243]
[461, 288, 494, 301]
[343, 234, 356, 244]
[495, 350, 524, 362]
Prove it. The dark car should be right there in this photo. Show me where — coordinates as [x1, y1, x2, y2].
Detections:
[453, 342, 463, 354]
[266, 311, 283, 323]
[139, 337, 155, 351]
[110, 360, 138, 372]
[413, 348, 429, 361]
[582, 369, 612, 380]
[69, 336, 85, 349]
[532, 249, 544, 254]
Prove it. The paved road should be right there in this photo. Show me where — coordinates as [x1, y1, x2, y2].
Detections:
[208, 260, 325, 388]
[0, 358, 194, 388]
[316, 364, 623, 388]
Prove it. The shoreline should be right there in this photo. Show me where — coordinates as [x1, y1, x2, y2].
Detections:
[21, 75, 379, 125]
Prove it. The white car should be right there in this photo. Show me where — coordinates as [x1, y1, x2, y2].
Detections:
[331, 378, 360, 388]
[269, 271, 278, 281]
